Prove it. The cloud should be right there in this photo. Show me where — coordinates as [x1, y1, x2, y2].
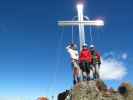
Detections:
[121, 53, 128, 60]
[100, 57, 127, 81]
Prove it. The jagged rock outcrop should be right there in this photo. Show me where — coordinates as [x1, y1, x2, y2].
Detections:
[118, 82, 133, 100]
[58, 80, 133, 100]
[71, 80, 124, 100]
[58, 90, 70, 100]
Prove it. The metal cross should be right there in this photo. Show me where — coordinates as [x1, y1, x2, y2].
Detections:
[58, 3, 104, 50]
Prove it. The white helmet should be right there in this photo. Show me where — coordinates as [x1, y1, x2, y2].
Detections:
[90, 44, 95, 51]
[83, 43, 88, 47]
[73, 44, 77, 50]
[90, 44, 95, 48]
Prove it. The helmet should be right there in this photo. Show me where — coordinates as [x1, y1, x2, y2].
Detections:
[89, 44, 95, 51]
[73, 44, 77, 50]
[70, 43, 77, 50]
[90, 44, 95, 48]
[82, 43, 88, 49]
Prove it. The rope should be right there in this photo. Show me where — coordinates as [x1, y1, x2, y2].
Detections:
[48, 27, 64, 97]
[89, 26, 93, 44]
[71, 16, 78, 43]
[72, 25, 74, 43]
[83, 16, 95, 45]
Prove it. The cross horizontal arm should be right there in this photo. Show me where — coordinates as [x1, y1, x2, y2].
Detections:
[58, 20, 104, 26]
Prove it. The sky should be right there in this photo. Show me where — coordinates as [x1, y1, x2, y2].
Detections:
[0, 0, 133, 100]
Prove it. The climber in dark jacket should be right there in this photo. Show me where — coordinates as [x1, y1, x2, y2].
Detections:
[79, 43, 92, 81]
[89, 44, 101, 79]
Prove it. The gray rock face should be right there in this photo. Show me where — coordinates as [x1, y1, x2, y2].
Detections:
[71, 81, 100, 100]
[67, 80, 132, 100]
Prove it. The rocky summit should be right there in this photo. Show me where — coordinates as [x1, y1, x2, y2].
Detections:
[58, 80, 133, 100]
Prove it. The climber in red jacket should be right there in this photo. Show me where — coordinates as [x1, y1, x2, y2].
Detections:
[79, 43, 92, 81]
[89, 44, 101, 79]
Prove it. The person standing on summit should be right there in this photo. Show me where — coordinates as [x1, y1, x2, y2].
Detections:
[89, 44, 101, 79]
[79, 43, 92, 81]
[66, 43, 81, 85]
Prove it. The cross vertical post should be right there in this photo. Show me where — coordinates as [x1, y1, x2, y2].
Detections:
[77, 4, 85, 50]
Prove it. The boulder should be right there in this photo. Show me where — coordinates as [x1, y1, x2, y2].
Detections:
[118, 82, 133, 100]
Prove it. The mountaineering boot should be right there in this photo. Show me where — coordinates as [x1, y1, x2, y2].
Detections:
[77, 77, 81, 83]
[73, 80, 76, 85]
[87, 76, 90, 81]
[83, 72, 87, 81]
[83, 75, 87, 81]
[93, 73, 96, 80]
[96, 72, 100, 79]
[87, 74, 90, 81]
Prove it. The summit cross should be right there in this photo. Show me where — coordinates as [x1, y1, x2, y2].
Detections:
[58, 3, 104, 50]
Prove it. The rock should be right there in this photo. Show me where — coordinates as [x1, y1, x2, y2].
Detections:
[37, 97, 48, 100]
[58, 80, 133, 100]
[70, 80, 124, 100]
[118, 82, 133, 100]
[58, 90, 70, 100]
[96, 79, 107, 92]
[71, 81, 99, 100]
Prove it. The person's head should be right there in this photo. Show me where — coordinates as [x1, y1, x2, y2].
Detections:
[82, 43, 88, 49]
[70, 43, 77, 50]
[89, 44, 95, 51]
